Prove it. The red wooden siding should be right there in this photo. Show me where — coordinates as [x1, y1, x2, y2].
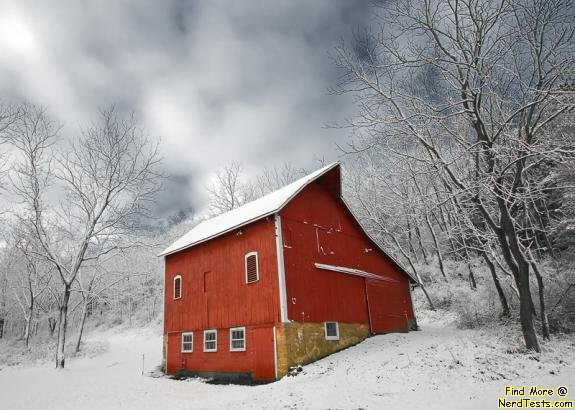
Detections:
[164, 217, 280, 333]
[164, 217, 279, 380]
[279, 177, 415, 330]
[166, 325, 275, 380]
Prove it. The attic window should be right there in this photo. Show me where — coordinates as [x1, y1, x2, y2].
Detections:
[245, 252, 259, 284]
[324, 322, 339, 341]
[173, 275, 182, 299]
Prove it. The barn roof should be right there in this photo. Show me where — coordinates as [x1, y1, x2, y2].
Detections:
[160, 162, 417, 283]
[159, 162, 339, 257]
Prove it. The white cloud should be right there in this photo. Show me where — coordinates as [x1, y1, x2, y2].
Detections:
[0, 0, 367, 215]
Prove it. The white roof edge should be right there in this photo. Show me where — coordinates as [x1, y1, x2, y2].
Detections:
[158, 210, 278, 257]
[159, 162, 340, 257]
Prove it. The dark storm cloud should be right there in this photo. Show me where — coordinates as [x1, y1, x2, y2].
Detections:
[0, 0, 372, 216]
[154, 172, 196, 219]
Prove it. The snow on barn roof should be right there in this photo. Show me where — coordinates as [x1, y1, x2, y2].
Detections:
[159, 162, 340, 257]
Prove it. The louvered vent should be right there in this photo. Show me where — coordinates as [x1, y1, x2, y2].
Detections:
[174, 276, 182, 299]
[245, 253, 259, 283]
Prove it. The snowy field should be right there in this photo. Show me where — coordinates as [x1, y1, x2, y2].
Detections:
[1, 316, 573, 410]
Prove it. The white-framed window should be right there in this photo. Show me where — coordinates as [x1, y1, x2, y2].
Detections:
[229, 327, 246, 352]
[203, 329, 217, 352]
[173, 275, 182, 299]
[245, 252, 259, 284]
[324, 321, 340, 341]
[181, 332, 193, 352]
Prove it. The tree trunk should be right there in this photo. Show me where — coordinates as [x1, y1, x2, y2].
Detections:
[481, 251, 510, 317]
[48, 317, 57, 337]
[23, 316, 31, 347]
[425, 214, 447, 281]
[531, 261, 550, 340]
[418, 283, 436, 311]
[406, 217, 419, 263]
[495, 197, 540, 352]
[34, 309, 40, 336]
[23, 296, 34, 347]
[55, 284, 71, 368]
[517, 271, 540, 352]
[415, 224, 429, 264]
[407, 259, 436, 311]
[75, 300, 89, 353]
[468, 261, 477, 289]
[23, 278, 35, 347]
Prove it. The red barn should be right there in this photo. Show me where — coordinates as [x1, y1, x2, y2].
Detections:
[160, 163, 417, 382]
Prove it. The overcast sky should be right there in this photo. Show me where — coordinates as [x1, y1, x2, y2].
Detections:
[0, 0, 373, 217]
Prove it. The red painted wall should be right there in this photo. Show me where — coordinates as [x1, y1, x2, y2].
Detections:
[164, 217, 279, 379]
[166, 325, 275, 380]
[279, 176, 415, 328]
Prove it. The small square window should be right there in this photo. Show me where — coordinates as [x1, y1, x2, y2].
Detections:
[324, 322, 339, 341]
[230, 327, 246, 352]
[181, 332, 193, 352]
[204, 330, 217, 352]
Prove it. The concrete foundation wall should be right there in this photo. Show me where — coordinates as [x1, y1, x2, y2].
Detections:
[275, 322, 370, 378]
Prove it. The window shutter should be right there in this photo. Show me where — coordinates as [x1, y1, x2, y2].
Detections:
[246, 253, 258, 283]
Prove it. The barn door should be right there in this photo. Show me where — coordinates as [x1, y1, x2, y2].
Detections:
[251, 327, 276, 381]
[167, 332, 182, 374]
[366, 279, 409, 334]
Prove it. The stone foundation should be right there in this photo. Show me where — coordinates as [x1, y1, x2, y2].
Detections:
[275, 322, 370, 378]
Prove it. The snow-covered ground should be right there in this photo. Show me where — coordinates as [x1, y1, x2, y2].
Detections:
[1, 316, 573, 410]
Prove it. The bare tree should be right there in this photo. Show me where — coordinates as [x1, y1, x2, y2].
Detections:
[253, 163, 306, 197]
[343, 157, 436, 309]
[9, 232, 53, 346]
[73, 262, 128, 352]
[0, 102, 24, 187]
[206, 161, 256, 214]
[207, 161, 307, 216]
[333, 0, 574, 350]
[7, 105, 163, 367]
